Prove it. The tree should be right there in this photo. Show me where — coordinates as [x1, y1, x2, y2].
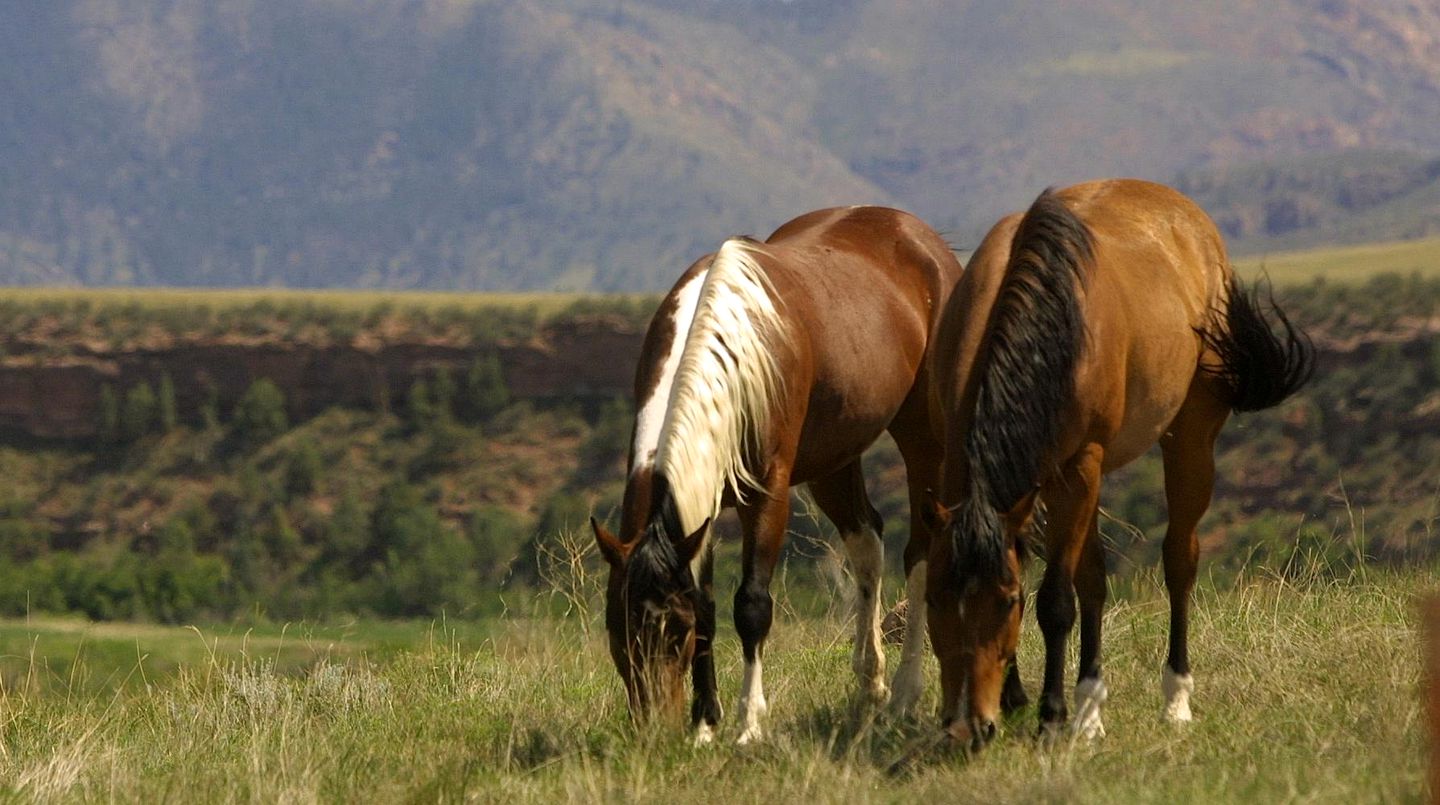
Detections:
[431, 367, 457, 422]
[98, 384, 120, 446]
[461, 353, 509, 423]
[121, 382, 158, 441]
[405, 377, 434, 432]
[232, 379, 288, 449]
[158, 372, 179, 431]
[284, 438, 325, 498]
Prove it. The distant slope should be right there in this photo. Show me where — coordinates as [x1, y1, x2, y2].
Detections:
[1234, 235, 1440, 285]
[3, 0, 1440, 290]
[1180, 151, 1440, 254]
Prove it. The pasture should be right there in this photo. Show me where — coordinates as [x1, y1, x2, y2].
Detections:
[0, 557, 1425, 802]
[1233, 235, 1440, 286]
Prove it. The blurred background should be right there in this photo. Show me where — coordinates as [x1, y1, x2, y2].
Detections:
[6, 0, 1440, 291]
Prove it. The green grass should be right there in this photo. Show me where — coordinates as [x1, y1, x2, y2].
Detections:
[1235, 236, 1440, 286]
[0, 287, 639, 318]
[0, 563, 1427, 801]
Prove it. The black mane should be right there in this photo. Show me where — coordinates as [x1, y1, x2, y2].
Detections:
[624, 473, 694, 599]
[953, 189, 1094, 585]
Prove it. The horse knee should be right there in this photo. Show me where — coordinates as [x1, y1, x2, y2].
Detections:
[734, 583, 773, 655]
[1036, 579, 1075, 636]
[843, 531, 884, 596]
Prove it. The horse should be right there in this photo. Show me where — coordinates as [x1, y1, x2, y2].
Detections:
[590, 206, 965, 744]
[925, 179, 1313, 749]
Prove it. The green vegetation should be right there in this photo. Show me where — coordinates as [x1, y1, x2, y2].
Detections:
[0, 270, 1435, 624]
[0, 559, 1424, 800]
[1235, 236, 1440, 286]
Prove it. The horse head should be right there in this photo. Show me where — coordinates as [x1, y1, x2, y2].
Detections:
[593, 514, 709, 724]
[929, 489, 1035, 747]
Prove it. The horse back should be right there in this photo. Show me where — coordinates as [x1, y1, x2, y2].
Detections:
[758, 206, 963, 481]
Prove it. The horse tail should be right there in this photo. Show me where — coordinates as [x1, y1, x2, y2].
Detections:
[953, 189, 1094, 585]
[1200, 275, 1315, 413]
[654, 238, 787, 536]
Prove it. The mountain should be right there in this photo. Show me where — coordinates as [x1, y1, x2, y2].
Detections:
[3, 0, 1440, 290]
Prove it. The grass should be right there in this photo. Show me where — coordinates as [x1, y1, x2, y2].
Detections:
[0, 287, 589, 316]
[0, 233, 1431, 321]
[1235, 236, 1440, 286]
[0, 561, 1427, 802]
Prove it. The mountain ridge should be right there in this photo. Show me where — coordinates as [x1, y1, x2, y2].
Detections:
[3, 0, 1439, 290]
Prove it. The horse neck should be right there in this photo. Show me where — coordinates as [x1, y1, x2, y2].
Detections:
[650, 238, 788, 533]
[963, 189, 1093, 513]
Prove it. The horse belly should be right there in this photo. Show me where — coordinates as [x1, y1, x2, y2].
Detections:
[1101, 335, 1198, 472]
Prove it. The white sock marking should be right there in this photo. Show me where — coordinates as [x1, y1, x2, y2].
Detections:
[1073, 677, 1108, 740]
[1162, 667, 1194, 723]
[736, 657, 768, 745]
[888, 561, 927, 715]
[692, 721, 716, 747]
[843, 530, 887, 702]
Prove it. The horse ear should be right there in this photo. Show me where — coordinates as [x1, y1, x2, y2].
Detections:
[591, 517, 630, 567]
[675, 517, 712, 564]
[921, 489, 951, 531]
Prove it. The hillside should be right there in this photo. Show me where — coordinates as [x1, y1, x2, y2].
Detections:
[0, 274, 1435, 622]
[4, 0, 1440, 290]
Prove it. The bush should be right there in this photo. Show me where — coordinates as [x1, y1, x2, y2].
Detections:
[233, 379, 289, 449]
[122, 382, 159, 441]
[284, 439, 325, 498]
[460, 353, 509, 423]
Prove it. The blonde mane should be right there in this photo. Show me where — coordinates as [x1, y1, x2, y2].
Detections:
[653, 238, 788, 535]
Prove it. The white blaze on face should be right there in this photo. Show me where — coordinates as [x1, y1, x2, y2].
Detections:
[632, 271, 707, 474]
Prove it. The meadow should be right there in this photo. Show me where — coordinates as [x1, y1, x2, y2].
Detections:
[0, 237, 1435, 801]
[0, 554, 1427, 802]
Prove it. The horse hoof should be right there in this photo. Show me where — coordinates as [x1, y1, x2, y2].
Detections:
[692, 723, 716, 747]
[735, 725, 764, 746]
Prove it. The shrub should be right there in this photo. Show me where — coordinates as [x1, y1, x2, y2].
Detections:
[232, 379, 289, 449]
[122, 382, 159, 441]
[460, 353, 509, 423]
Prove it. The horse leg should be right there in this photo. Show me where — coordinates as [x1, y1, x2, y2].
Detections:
[808, 461, 889, 706]
[733, 464, 793, 744]
[691, 535, 723, 744]
[1071, 513, 1108, 739]
[1158, 387, 1227, 723]
[1036, 444, 1104, 737]
[887, 415, 943, 716]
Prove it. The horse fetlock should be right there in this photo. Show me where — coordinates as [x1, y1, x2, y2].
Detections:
[887, 663, 924, 716]
[1162, 667, 1194, 723]
[1072, 677, 1108, 740]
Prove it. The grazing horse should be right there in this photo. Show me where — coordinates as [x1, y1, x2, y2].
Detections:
[591, 206, 964, 744]
[926, 179, 1312, 748]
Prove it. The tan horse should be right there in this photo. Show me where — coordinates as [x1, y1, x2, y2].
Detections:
[926, 179, 1312, 748]
[591, 206, 963, 744]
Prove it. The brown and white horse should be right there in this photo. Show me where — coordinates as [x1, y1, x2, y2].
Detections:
[591, 206, 964, 743]
[926, 179, 1312, 748]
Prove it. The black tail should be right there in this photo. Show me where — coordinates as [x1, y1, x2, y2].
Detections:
[953, 189, 1094, 586]
[1201, 275, 1315, 413]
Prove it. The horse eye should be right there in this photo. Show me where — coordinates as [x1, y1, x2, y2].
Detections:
[1005, 592, 1022, 609]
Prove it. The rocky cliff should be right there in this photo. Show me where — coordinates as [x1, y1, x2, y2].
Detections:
[0, 314, 646, 440]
